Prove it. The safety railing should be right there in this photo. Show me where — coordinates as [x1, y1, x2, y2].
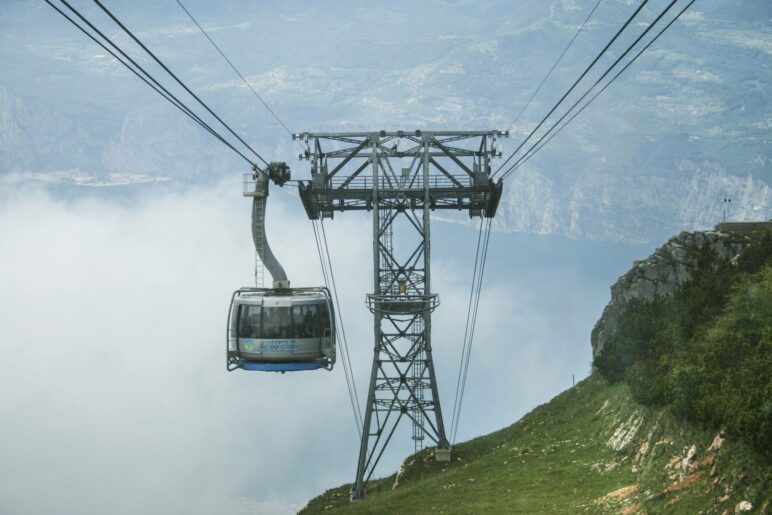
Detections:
[242, 173, 262, 197]
[366, 293, 439, 315]
[331, 174, 472, 191]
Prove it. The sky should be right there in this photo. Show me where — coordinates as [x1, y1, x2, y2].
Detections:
[2, 0, 767, 513]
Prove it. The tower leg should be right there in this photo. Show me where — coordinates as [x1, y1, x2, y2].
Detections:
[351, 355, 379, 500]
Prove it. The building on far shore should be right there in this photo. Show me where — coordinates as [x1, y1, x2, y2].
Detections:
[715, 221, 772, 234]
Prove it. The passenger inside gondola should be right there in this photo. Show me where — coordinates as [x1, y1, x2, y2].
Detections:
[261, 306, 291, 339]
[238, 305, 261, 339]
[293, 305, 311, 338]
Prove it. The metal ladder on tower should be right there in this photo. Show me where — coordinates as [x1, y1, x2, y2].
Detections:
[412, 316, 426, 453]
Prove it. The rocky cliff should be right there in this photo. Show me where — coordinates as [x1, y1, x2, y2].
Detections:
[591, 228, 760, 359]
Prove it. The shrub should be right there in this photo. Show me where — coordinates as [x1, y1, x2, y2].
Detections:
[593, 231, 772, 456]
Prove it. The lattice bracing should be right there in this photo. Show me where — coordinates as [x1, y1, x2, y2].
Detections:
[295, 130, 506, 500]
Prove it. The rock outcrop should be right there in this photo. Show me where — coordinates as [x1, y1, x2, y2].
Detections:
[591, 230, 751, 359]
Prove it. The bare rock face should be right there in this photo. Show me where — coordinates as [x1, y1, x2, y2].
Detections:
[591, 230, 750, 359]
[708, 433, 725, 452]
[681, 444, 698, 473]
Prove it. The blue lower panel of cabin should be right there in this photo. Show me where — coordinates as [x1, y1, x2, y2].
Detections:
[241, 360, 329, 372]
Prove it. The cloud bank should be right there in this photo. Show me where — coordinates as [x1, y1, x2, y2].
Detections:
[0, 176, 643, 513]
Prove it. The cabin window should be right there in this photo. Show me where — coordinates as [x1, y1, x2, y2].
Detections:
[238, 301, 330, 341]
[293, 303, 331, 338]
[317, 303, 331, 337]
[292, 305, 313, 338]
[261, 306, 292, 339]
[238, 304, 262, 339]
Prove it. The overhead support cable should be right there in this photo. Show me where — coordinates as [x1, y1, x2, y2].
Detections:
[449, 217, 485, 444]
[46, 0, 259, 167]
[449, 0, 696, 444]
[175, 0, 294, 137]
[90, 0, 269, 167]
[311, 219, 363, 437]
[499, 0, 683, 180]
[319, 219, 364, 433]
[450, 216, 494, 444]
[494, 0, 651, 179]
[506, 0, 697, 175]
[509, 0, 603, 131]
[458, 220, 492, 442]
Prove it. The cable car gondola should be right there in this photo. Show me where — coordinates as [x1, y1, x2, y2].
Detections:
[226, 163, 336, 372]
[227, 287, 335, 372]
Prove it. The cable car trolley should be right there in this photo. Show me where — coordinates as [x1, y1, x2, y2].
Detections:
[227, 163, 336, 373]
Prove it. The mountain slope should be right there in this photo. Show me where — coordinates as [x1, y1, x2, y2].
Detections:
[301, 375, 769, 514]
[301, 227, 772, 514]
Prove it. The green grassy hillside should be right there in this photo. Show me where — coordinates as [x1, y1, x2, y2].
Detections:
[301, 375, 770, 514]
[302, 231, 771, 514]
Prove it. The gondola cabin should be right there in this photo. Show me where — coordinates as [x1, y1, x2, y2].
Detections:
[227, 287, 335, 372]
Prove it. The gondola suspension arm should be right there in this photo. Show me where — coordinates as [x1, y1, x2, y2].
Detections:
[250, 162, 291, 288]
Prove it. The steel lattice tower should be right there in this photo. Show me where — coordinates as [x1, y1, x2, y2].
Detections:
[295, 130, 506, 500]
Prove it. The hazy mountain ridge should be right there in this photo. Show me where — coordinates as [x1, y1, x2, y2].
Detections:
[1, 0, 770, 243]
[0, 85, 103, 173]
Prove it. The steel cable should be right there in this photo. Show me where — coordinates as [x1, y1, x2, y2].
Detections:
[175, 0, 294, 137]
[454, 218, 493, 441]
[503, 0, 697, 176]
[509, 0, 603, 131]
[91, 0, 269, 167]
[312, 220, 362, 436]
[319, 219, 364, 430]
[493, 0, 651, 179]
[451, 0, 694, 442]
[312, 220, 363, 436]
[500, 0, 682, 180]
[47, 0, 258, 167]
[450, 217, 493, 444]
[449, 216, 485, 444]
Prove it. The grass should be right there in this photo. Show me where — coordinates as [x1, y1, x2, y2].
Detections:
[301, 375, 771, 514]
